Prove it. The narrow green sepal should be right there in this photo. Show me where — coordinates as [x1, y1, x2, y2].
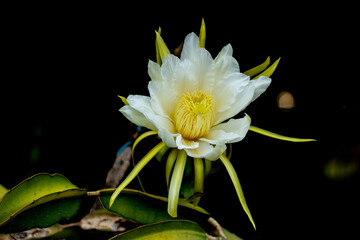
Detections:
[253, 58, 281, 79]
[155, 29, 170, 65]
[109, 142, 166, 208]
[244, 56, 270, 77]
[249, 125, 316, 142]
[199, 18, 206, 48]
[118, 95, 128, 105]
[219, 154, 256, 230]
[168, 150, 187, 218]
[193, 158, 204, 206]
[166, 149, 179, 189]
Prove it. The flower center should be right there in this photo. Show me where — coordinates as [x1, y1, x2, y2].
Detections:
[174, 91, 214, 140]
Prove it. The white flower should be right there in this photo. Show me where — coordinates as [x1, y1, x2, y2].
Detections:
[120, 32, 271, 160]
[111, 22, 313, 227]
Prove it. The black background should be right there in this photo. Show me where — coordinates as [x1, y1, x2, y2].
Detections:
[1, 3, 359, 240]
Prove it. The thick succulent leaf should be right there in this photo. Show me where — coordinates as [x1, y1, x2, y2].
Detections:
[109, 220, 206, 240]
[0, 173, 86, 233]
[222, 227, 245, 240]
[100, 189, 209, 226]
[0, 184, 7, 199]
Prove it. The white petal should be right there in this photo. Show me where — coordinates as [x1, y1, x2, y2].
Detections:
[158, 128, 178, 148]
[125, 95, 176, 134]
[148, 60, 161, 82]
[202, 116, 251, 144]
[120, 105, 157, 131]
[148, 80, 177, 117]
[175, 42, 215, 94]
[216, 44, 233, 57]
[190, 48, 215, 91]
[185, 141, 226, 161]
[214, 44, 240, 79]
[213, 80, 255, 124]
[249, 76, 272, 103]
[180, 32, 200, 61]
[212, 72, 249, 115]
[175, 135, 199, 150]
[171, 59, 198, 95]
[161, 54, 181, 83]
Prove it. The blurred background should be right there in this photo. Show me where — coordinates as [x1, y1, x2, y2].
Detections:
[2, 3, 359, 240]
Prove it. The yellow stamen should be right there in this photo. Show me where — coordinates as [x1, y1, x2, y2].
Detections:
[174, 91, 214, 140]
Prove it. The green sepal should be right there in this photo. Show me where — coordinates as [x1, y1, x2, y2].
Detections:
[249, 125, 316, 142]
[219, 154, 256, 230]
[155, 28, 170, 65]
[243, 56, 270, 77]
[110, 142, 166, 208]
[253, 58, 281, 79]
[199, 18, 206, 48]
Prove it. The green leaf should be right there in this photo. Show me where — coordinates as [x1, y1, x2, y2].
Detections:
[249, 125, 316, 142]
[222, 227, 245, 240]
[109, 220, 206, 240]
[100, 189, 209, 226]
[0, 184, 7, 199]
[243, 56, 270, 77]
[252, 58, 281, 79]
[0, 173, 87, 233]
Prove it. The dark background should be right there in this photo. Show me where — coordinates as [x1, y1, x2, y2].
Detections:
[2, 3, 359, 240]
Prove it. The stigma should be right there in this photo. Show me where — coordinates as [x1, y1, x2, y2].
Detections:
[174, 91, 214, 140]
